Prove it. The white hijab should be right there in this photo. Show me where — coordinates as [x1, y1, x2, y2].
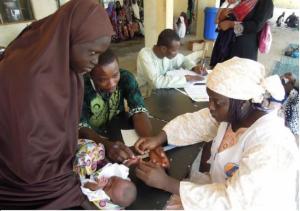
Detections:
[132, 2, 140, 20]
[176, 16, 186, 38]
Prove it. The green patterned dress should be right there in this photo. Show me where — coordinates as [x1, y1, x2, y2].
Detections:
[79, 69, 148, 134]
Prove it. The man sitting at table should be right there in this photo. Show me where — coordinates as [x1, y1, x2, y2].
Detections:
[136, 29, 206, 93]
[79, 49, 152, 163]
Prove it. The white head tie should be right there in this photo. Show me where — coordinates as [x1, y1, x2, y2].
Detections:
[207, 57, 285, 103]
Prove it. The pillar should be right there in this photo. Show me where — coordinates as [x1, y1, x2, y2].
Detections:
[144, 0, 174, 47]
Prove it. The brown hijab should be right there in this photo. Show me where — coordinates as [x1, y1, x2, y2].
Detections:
[0, 0, 113, 209]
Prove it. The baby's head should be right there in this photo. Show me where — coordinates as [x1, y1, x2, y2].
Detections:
[104, 176, 137, 207]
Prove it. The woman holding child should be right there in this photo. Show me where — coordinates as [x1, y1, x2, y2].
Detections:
[0, 0, 114, 209]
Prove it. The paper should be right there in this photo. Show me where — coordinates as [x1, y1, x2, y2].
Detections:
[166, 68, 199, 77]
[168, 68, 211, 102]
[166, 68, 211, 101]
[184, 82, 209, 102]
[121, 129, 139, 147]
[166, 68, 211, 84]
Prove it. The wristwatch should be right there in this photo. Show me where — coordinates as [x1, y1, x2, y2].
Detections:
[234, 21, 243, 36]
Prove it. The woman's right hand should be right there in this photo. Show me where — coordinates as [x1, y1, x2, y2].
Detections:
[134, 131, 167, 154]
[134, 137, 161, 154]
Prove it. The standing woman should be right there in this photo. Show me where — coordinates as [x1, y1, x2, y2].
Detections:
[210, 0, 273, 67]
[0, 0, 114, 209]
[175, 16, 187, 39]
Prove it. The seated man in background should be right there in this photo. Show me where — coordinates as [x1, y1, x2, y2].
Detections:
[136, 29, 206, 94]
[79, 49, 152, 163]
[285, 12, 299, 28]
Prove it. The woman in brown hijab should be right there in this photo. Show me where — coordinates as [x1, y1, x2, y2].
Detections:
[0, 0, 114, 209]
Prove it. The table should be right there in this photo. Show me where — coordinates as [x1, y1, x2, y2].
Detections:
[144, 89, 208, 122]
[88, 89, 208, 209]
[104, 113, 203, 210]
[127, 143, 202, 210]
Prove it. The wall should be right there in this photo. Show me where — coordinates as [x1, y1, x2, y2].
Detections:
[144, 0, 173, 47]
[273, 0, 300, 9]
[0, 22, 31, 47]
[60, 0, 71, 6]
[31, 0, 57, 20]
[173, 0, 187, 18]
[0, 0, 58, 46]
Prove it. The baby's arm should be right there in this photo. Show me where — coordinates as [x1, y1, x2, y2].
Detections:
[83, 181, 100, 191]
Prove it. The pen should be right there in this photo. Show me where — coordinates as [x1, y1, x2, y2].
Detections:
[194, 82, 206, 85]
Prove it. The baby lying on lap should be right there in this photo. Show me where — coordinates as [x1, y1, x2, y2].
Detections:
[74, 139, 137, 209]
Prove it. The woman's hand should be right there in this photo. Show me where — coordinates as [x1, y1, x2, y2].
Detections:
[135, 161, 170, 190]
[134, 137, 160, 154]
[218, 20, 234, 31]
[123, 157, 140, 167]
[107, 141, 135, 163]
[149, 147, 170, 168]
[135, 161, 180, 194]
[219, 8, 232, 22]
[134, 132, 167, 154]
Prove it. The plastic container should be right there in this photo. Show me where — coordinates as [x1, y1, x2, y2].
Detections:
[204, 7, 218, 40]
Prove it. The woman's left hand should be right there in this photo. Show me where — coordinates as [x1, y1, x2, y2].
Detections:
[135, 161, 169, 190]
[218, 20, 234, 31]
[149, 147, 170, 168]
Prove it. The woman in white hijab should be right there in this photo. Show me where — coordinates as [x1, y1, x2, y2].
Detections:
[175, 16, 186, 39]
[134, 57, 299, 210]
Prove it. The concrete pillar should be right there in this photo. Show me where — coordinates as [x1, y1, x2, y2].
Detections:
[166, 0, 174, 29]
[144, 0, 174, 47]
[173, 0, 188, 18]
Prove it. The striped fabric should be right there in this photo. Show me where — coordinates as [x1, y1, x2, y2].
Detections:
[233, 0, 258, 21]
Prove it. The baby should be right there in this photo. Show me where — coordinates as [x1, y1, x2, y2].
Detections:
[74, 139, 137, 209]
